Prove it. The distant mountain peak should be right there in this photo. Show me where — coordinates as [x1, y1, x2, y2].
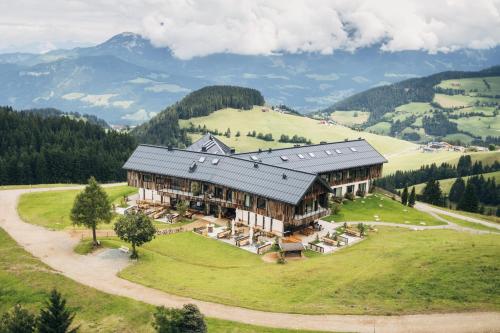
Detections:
[98, 32, 150, 53]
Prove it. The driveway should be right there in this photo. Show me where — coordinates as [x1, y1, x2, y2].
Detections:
[0, 186, 499, 333]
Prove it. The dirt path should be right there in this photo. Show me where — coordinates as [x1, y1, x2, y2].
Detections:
[1, 187, 499, 333]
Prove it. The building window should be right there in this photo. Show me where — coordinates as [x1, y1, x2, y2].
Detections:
[143, 174, 152, 182]
[257, 197, 267, 209]
[226, 190, 233, 202]
[347, 185, 354, 193]
[214, 187, 223, 199]
[171, 178, 181, 190]
[244, 194, 253, 208]
[333, 187, 342, 197]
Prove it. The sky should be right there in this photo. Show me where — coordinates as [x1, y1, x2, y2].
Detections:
[1, 0, 500, 58]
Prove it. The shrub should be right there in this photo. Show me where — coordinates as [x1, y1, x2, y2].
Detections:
[344, 192, 355, 201]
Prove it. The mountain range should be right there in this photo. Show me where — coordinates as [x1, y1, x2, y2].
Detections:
[1, 32, 500, 125]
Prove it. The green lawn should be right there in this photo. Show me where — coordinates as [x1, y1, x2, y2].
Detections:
[17, 186, 137, 230]
[322, 194, 446, 226]
[452, 115, 500, 138]
[365, 121, 391, 135]
[436, 214, 500, 233]
[180, 106, 416, 156]
[433, 94, 497, 108]
[0, 183, 79, 190]
[114, 228, 500, 315]
[0, 228, 330, 333]
[330, 110, 370, 126]
[410, 171, 500, 195]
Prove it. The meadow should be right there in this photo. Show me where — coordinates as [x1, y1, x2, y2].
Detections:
[321, 194, 445, 226]
[437, 76, 500, 96]
[112, 228, 500, 315]
[17, 186, 136, 230]
[435, 214, 500, 233]
[330, 110, 370, 126]
[0, 228, 329, 333]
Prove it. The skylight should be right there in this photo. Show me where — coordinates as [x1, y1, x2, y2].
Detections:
[212, 158, 220, 165]
[350, 147, 357, 152]
[325, 150, 332, 155]
[251, 155, 259, 161]
[308, 152, 315, 157]
[198, 156, 206, 163]
[335, 149, 342, 154]
[298, 154, 305, 159]
[280, 155, 289, 161]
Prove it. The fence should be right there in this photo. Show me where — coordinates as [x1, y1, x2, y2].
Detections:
[256, 243, 272, 254]
[308, 242, 325, 253]
[156, 227, 185, 235]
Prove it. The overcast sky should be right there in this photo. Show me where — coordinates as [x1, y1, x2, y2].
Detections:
[2, 0, 500, 58]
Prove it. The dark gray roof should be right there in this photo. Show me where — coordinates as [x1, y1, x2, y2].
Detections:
[123, 145, 330, 205]
[186, 133, 233, 155]
[234, 139, 387, 174]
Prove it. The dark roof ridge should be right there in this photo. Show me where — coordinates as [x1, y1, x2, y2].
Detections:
[232, 138, 367, 155]
[136, 144, 319, 176]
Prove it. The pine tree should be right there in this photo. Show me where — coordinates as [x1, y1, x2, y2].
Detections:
[408, 187, 416, 207]
[37, 289, 78, 333]
[449, 177, 465, 203]
[0, 304, 36, 333]
[401, 186, 408, 205]
[421, 179, 443, 206]
[458, 182, 479, 213]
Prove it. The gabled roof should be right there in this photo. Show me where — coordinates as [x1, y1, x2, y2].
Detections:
[186, 133, 233, 155]
[234, 139, 387, 173]
[123, 144, 331, 205]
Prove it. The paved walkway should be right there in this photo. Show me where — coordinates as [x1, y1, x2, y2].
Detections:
[1, 186, 499, 333]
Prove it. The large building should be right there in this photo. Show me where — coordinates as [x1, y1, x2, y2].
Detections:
[123, 134, 386, 236]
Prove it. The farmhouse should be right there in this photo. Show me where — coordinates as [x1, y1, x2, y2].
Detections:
[123, 134, 386, 236]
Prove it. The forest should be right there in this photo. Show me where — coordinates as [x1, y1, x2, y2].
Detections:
[375, 155, 500, 191]
[133, 85, 265, 146]
[0, 106, 136, 185]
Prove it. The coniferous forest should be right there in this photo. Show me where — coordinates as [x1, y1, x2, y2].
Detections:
[0, 106, 136, 185]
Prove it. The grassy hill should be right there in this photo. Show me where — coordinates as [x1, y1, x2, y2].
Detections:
[410, 170, 500, 195]
[318, 67, 500, 146]
[180, 106, 498, 174]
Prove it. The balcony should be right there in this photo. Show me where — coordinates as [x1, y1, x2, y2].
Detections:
[293, 207, 329, 223]
[158, 188, 237, 206]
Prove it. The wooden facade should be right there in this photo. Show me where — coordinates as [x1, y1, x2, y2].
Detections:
[127, 170, 330, 231]
[319, 164, 382, 187]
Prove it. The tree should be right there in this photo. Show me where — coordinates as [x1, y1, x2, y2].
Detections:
[449, 177, 466, 203]
[0, 305, 36, 333]
[176, 200, 189, 217]
[401, 186, 408, 205]
[70, 177, 112, 246]
[458, 182, 479, 213]
[152, 304, 207, 333]
[357, 223, 366, 236]
[37, 289, 78, 333]
[114, 212, 156, 259]
[421, 179, 443, 206]
[408, 187, 416, 207]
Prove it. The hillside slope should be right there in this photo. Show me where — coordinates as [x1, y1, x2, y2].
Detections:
[132, 85, 264, 146]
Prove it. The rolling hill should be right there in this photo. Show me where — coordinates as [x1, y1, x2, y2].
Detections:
[319, 67, 500, 146]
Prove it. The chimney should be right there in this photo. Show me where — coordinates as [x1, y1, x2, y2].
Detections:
[167, 145, 173, 151]
[230, 148, 236, 154]
[282, 173, 287, 179]
[254, 163, 259, 168]
[201, 146, 207, 152]
[258, 148, 262, 153]
[268, 148, 272, 153]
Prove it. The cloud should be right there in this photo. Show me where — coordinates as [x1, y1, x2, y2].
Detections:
[121, 109, 157, 121]
[142, 0, 500, 59]
[1, 0, 500, 58]
[305, 89, 355, 106]
[352, 76, 370, 83]
[144, 83, 190, 93]
[306, 73, 340, 81]
[384, 73, 419, 78]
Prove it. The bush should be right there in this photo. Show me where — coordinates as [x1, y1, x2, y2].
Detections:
[153, 304, 207, 333]
[356, 189, 366, 197]
[344, 192, 355, 201]
[329, 201, 342, 215]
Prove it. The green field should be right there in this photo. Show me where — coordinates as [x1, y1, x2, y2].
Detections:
[330, 110, 370, 126]
[433, 93, 497, 108]
[17, 186, 137, 230]
[0, 228, 329, 333]
[411, 171, 500, 195]
[180, 106, 416, 156]
[113, 228, 500, 315]
[452, 115, 500, 138]
[437, 76, 500, 96]
[436, 214, 500, 233]
[322, 194, 445, 226]
[0, 183, 79, 190]
[365, 121, 391, 135]
[442, 133, 475, 144]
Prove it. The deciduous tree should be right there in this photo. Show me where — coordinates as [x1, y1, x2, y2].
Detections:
[114, 212, 156, 259]
[70, 177, 112, 246]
